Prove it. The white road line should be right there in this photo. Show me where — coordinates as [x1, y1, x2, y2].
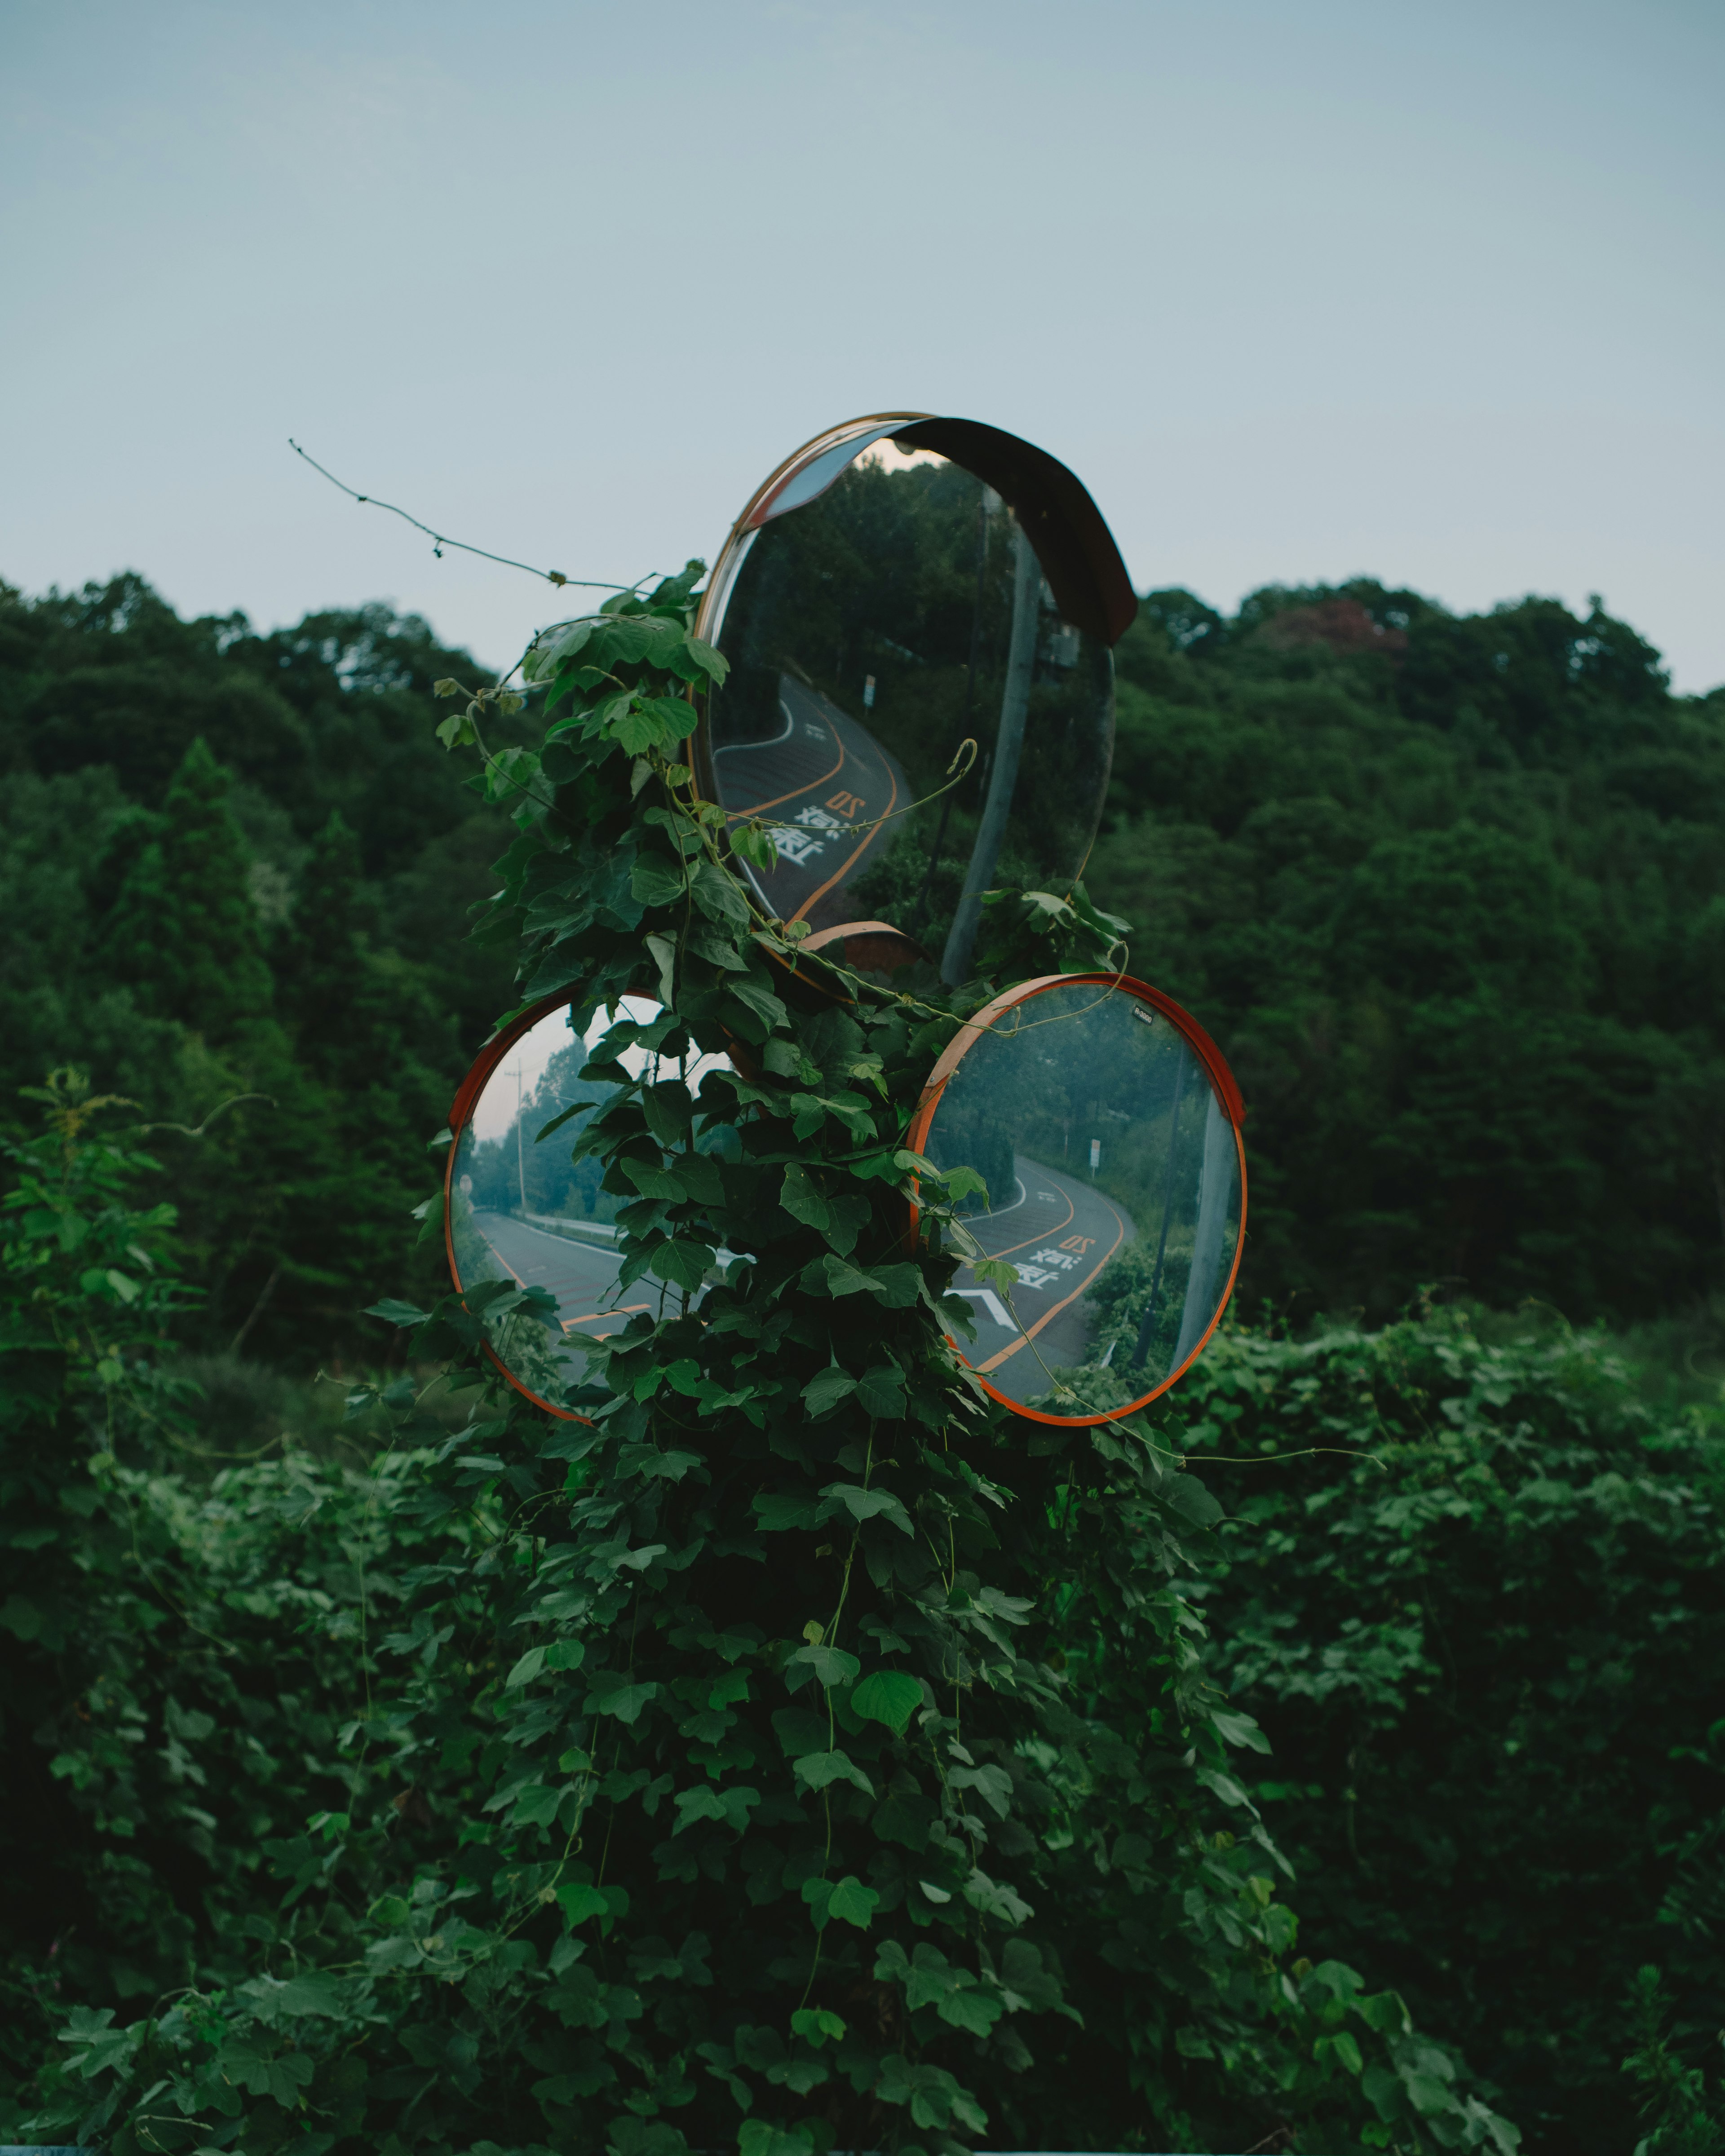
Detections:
[711, 695, 796, 754]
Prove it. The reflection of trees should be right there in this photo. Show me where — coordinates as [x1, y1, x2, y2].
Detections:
[712, 455, 1112, 948]
[446, 1183, 588, 1413]
[453, 1036, 619, 1223]
[485, 1306, 585, 1411]
[929, 991, 1214, 1230]
[924, 988, 1240, 1402]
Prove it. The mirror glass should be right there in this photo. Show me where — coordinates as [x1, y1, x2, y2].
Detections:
[447, 998, 730, 1416]
[700, 438, 1115, 983]
[914, 979, 1244, 1423]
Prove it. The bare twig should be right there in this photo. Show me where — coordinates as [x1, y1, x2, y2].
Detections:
[133, 1092, 274, 1140]
[288, 439, 653, 592]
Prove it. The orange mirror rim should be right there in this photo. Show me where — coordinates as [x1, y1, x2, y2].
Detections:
[904, 970, 1248, 1428]
[445, 991, 601, 1421]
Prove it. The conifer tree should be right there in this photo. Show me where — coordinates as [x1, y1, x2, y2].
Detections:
[103, 736, 272, 1042]
[278, 809, 373, 1084]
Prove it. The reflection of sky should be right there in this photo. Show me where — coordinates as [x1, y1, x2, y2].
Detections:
[858, 441, 945, 476]
[469, 998, 729, 1142]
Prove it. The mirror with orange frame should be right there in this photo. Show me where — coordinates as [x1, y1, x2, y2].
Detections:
[909, 973, 1246, 1424]
[444, 996, 732, 1418]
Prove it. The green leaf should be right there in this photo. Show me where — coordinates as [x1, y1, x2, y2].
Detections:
[792, 1749, 874, 1797]
[738, 2122, 814, 2156]
[612, 699, 674, 755]
[724, 968, 787, 1022]
[1, 1595, 44, 1642]
[1403, 2069, 1460, 2117]
[365, 1297, 430, 1327]
[856, 1364, 907, 1418]
[1359, 1989, 1414, 2036]
[938, 1985, 1003, 2037]
[754, 1492, 819, 1532]
[1165, 1473, 1224, 1527]
[802, 1366, 858, 1417]
[584, 1679, 660, 1725]
[692, 858, 752, 930]
[509, 1782, 565, 1827]
[1210, 1705, 1272, 1753]
[686, 633, 730, 683]
[814, 1255, 920, 1306]
[818, 1482, 913, 1536]
[631, 857, 687, 908]
[219, 2037, 315, 2105]
[673, 1783, 761, 1835]
[482, 744, 544, 804]
[791, 2007, 846, 2047]
[790, 1641, 862, 1688]
[506, 1645, 548, 1688]
[826, 1873, 880, 1928]
[411, 1188, 445, 1246]
[645, 931, 677, 1002]
[525, 617, 595, 680]
[873, 1790, 938, 1850]
[637, 692, 699, 743]
[949, 1761, 1014, 1817]
[780, 1161, 832, 1232]
[1195, 1765, 1253, 1809]
[557, 1882, 610, 1927]
[851, 1671, 923, 1734]
[962, 1865, 1033, 1925]
[647, 1238, 717, 1292]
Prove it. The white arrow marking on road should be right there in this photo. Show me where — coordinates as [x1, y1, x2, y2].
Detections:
[955, 1287, 1013, 1326]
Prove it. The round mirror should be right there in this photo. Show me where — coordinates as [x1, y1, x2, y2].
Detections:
[444, 996, 731, 1418]
[695, 415, 1136, 985]
[909, 973, 1246, 1425]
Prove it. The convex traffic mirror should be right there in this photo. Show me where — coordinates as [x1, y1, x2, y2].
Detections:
[445, 996, 731, 1418]
[909, 973, 1246, 1425]
[694, 414, 1137, 985]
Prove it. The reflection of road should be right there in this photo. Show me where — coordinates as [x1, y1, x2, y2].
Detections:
[465, 1211, 658, 1340]
[950, 1153, 1135, 1405]
[713, 673, 906, 924]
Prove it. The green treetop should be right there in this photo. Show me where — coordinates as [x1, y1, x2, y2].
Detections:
[102, 736, 273, 1042]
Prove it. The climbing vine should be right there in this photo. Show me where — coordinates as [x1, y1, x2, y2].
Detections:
[29, 567, 1519, 2156]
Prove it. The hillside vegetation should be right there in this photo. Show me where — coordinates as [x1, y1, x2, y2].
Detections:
[2, 566, 1722, 2156]
[1093, 582, 1725, 1325]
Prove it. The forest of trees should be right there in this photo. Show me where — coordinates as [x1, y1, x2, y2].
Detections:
[3, 566, 1723, 2156]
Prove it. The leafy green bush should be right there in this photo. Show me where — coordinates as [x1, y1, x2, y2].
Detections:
[11, 580, 1516, 2156]
[1161, 1310, 1725, 2155]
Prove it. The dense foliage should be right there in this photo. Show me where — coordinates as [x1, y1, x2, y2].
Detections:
[5, 572, 1523, 2156]
[2, 561, 1721, 2156]
[1094, 582, 1725, 1325]
[0, 575, 525, 1365]
[6, 570, 1722, 1345]
[1144, 1310, 1725, 2154]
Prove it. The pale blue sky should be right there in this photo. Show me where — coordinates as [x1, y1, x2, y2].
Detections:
[4, 0, 1721, 688]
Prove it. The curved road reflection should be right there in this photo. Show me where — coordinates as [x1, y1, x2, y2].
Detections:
[464, 1209, 657, 1340]
[712, 673, 907, 923]
[948, 1153, 1135, 1405]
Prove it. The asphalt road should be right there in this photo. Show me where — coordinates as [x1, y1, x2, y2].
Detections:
[461, 1209, 662, 1340]
[711, 673, 907, 927]
[948, 1152, 1136, 1407]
